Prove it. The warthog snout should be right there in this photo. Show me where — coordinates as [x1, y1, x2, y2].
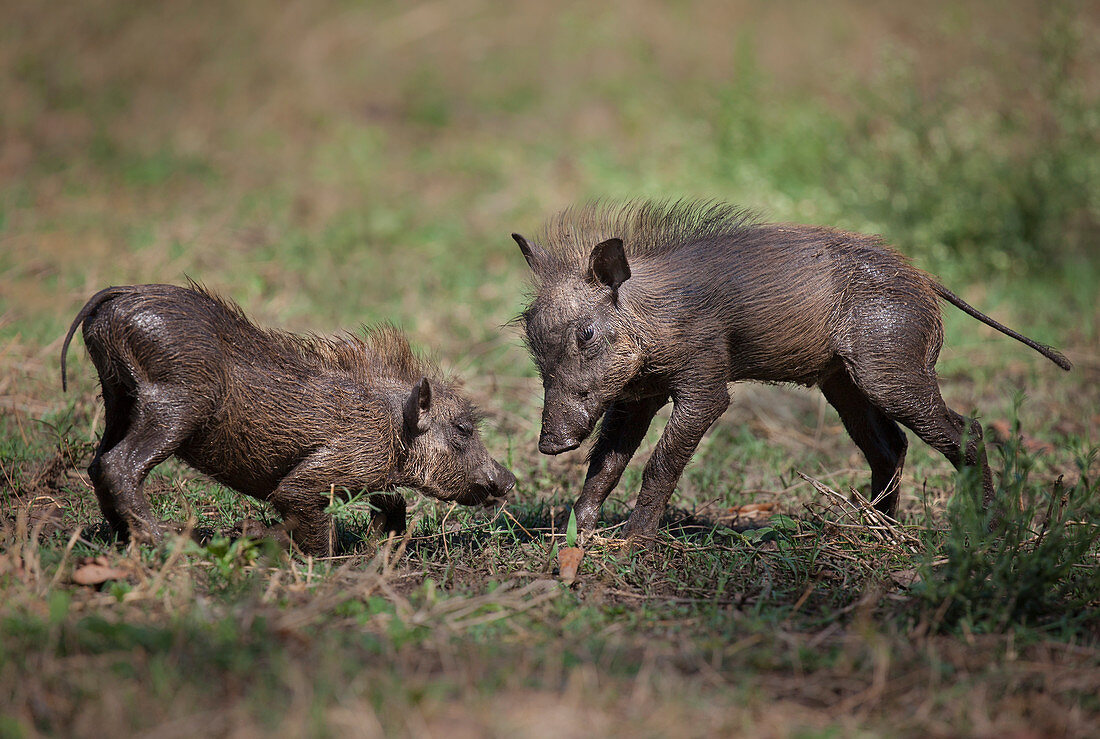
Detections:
[474, 459, 516, 502]
[538, 390, 595, 454]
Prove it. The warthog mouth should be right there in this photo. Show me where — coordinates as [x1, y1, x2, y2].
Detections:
[468, 466, 516, 507]
[479, 493, 508, 509]
[472, 487, 510, 508]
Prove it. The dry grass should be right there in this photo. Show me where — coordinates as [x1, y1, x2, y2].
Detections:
[2, 470, 1098, 736]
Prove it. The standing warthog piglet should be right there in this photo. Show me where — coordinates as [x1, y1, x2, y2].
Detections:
[513, 200, 1071, 538]
[62, 283, 515, 556]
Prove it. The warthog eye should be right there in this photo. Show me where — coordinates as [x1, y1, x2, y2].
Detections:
[577, 324, 596, 345]
[454, 420, 474, 438]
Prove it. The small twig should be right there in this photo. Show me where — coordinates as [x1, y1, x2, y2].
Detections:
[499, 505, 535, 541]
[440, 501, 457, 565]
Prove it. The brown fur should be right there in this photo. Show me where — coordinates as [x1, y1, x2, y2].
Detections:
[62, 282, 514, 556]
[514, 200, 1070, 537]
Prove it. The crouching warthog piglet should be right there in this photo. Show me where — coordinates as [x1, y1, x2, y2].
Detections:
[61, 283, 515, 556]
[512, 200, 1071, 538]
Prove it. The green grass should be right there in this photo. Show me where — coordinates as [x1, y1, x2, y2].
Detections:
[2, 0, 1099, 736]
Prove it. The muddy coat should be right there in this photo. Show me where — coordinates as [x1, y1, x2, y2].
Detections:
[62, 283, 514, 555]
[513, 201, 1069, 536]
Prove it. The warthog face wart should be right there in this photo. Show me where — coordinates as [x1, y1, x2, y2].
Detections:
[514, 234, 643, 454]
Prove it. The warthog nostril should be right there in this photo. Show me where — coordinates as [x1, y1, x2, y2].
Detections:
[497, 469, 517, 495]
[539, 436, 579, 455]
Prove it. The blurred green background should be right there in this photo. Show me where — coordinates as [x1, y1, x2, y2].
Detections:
[2, 3, 1099, 735]
[3, 0, 1097, 353]
[3, 0, 1098, 514]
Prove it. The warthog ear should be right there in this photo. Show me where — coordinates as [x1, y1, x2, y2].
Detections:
[512, 233, 547, 271]
[588, 238, 630, 294]
[404, 377, 433, 435]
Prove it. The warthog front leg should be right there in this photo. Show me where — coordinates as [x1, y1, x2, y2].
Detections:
[623, 383, 730, 539]
[574, 394, 669, 532]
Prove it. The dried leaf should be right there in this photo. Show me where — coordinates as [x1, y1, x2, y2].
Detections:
[71, 556, 129, 586]
[558, 546, 584, 584]
[719, 501, 779, 525]
[734, 502, 778, 514]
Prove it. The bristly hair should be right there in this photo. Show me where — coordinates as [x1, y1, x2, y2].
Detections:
[334, 324, 435, 384]
[286, 325, 438, 384]
[533, 199, 759, 270]
[275, 325, 437, 385]
[184, 279, 436, 384]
